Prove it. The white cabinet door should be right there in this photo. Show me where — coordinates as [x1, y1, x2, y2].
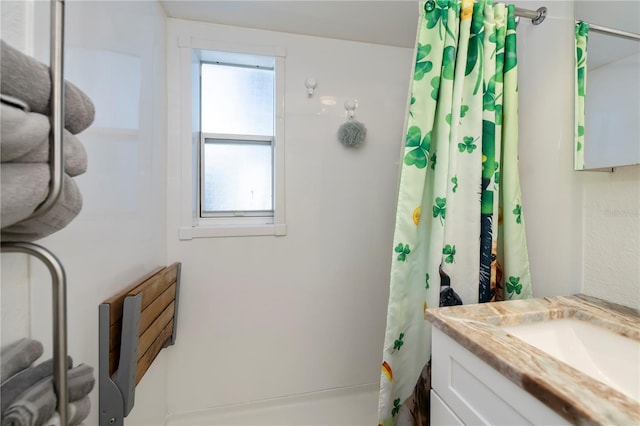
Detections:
[431, 327, 570, 426]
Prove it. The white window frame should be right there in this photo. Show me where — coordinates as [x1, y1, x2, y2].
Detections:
[175, 36, 286, 240]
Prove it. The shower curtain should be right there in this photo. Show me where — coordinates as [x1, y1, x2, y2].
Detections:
[378, 1, 532, 424]
[574, 21, 589, 170]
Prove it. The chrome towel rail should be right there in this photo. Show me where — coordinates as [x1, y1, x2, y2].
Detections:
[31, 0, 66, 219]
[1, 243, 68, 425]
[1, 0, 69, 424]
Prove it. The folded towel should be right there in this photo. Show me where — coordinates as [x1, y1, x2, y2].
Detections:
[1, 364, 95, 426]
[0, 164, 82, 240]
[1, 103, 88, 177]
[1, 357, 73, 413]
[40, 396, 91, 426]
[65, 365, 94, 403]
[0, 94, 30, 112]
[0, 99, 47, 160]
[0, 376, 54, 426]
[0, 40, 95, 135]
[10, 135, 87, 178]
[0, 339, 43, 384]
[0, 188, 83, 242]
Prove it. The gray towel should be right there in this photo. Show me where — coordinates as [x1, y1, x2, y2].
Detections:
[1, 103, 88, 177]
[0, 164, 82, 241]
[0, 339, 43, 384]
[0, 187, 83, 242]
[1, 364, 95, 426]
[0, 40, 95, 135]
[40, 396, 91, 426]
[65, 365, 94, 402]
[0, 377, 54, 426]
[1, 357, 73, 413]
[0, 100, 48, 160]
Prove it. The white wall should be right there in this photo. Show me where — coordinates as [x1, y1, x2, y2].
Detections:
[1, 1, 169, 425]
[514, 0, 639, 309]
[514, 0, 585, 298]
[582, 166, 640, 309]
[2, 0, 637, 423]
[165, 19, 413, 415]
[581, 48, 639, 308]
[165, 1, 640, 417]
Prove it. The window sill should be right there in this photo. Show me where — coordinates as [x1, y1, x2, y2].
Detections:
[179, 223, 287, 240]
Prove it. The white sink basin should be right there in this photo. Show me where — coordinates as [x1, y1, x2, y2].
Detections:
[502, 318, 640, 401]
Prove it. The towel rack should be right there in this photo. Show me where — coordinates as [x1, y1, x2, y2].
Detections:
[1, 0, 69, 424]
[0, 243, 68, 424]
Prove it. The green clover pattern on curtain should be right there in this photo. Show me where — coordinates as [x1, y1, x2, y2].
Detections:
[378, 1, 532, 424]
[574, 21, 589, 170]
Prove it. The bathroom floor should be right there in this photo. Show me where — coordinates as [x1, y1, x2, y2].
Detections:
[164, 384, 379, 425]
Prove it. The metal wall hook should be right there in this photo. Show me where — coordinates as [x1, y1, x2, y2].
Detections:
[344, 100, 357, 120]
[304, 77, 317, 97]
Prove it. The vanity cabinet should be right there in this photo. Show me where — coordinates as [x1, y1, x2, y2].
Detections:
[430, 327, 570, 426]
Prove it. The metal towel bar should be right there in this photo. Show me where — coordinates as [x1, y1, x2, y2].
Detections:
[0, 243, 68, 425]
[32, 0, 66, 219]
[1, 0, 69, 424]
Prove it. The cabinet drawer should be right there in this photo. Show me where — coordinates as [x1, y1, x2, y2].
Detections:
[431, 389, 464, 426]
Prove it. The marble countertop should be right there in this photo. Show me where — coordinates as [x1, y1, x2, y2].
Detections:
[425, 294, 640, 426]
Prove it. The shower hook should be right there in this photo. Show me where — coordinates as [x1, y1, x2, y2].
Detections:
[304, 77, 318, 96]
[344, 100, 357, 120]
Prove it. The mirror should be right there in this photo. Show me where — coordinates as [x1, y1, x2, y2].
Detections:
[574, 1, 640, 170]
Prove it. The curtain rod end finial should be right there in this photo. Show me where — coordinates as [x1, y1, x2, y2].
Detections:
[532, 7, 547, 25]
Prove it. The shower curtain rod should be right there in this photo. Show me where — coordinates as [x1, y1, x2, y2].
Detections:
[584, 22, 640, 42]
[514, 6, 547, 25]
[513, 5, 640, 41]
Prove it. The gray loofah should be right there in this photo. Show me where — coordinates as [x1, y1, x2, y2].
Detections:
[338, 120, 367, 147]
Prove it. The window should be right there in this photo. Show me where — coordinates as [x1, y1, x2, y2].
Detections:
[175, 41, 286, 239]
[200, 57, 274, 218]
[201, 137, 273, 214]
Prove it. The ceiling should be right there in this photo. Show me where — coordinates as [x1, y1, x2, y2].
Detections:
[160, 1, 640, 66]
[160, 1, 420, 48]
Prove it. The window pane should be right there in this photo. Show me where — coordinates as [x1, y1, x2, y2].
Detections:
[203, 141, 273, 212]
[201, 63, 274, 135]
